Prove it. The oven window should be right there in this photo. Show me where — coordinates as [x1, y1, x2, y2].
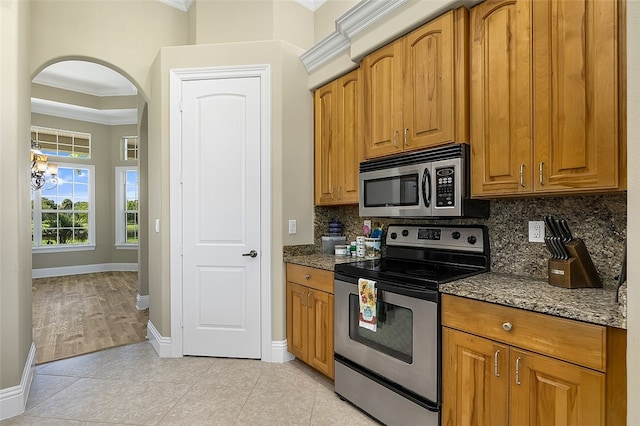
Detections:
[363, 173, 419, 207]
[348, 294, 413, 363]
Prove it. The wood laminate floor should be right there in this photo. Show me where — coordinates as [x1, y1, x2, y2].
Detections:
[32, 271, 148, 365]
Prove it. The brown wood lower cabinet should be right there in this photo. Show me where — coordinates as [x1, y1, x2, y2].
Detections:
[286, 263, 334, 379]
[442, 294, 626, 426]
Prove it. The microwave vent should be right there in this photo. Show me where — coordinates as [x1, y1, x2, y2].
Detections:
[360, 143, 467, 172]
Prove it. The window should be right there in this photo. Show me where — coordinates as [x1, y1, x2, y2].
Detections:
[31, 126, 91, 159]
[32, 164, 95, 252]
[115, 166, 139, 248]
[122, 136, 138, 161]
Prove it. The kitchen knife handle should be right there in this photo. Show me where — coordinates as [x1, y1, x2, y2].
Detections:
[519, 164, 525, 187]
[539, 162, 544, 185]
[560, 219, 573, 241]
[494, 350, 501, 377]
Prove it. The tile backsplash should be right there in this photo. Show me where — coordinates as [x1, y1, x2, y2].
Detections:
[314, 193, 627, 289]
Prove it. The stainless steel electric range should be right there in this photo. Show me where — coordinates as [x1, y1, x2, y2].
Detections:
[333, 224, 490, 425]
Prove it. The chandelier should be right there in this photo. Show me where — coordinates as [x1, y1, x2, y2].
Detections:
[31, 139, 58, 191]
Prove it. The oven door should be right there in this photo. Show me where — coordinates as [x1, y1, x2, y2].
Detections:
[334, 278, 439, 403]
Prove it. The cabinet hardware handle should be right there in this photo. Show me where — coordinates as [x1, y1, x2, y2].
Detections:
[304, 274, 310, 280]
[300, 290, 306, 307]
[338, 186, 342, 200]
[519, 164, 525, 187]
[330, 187, 335, 200]
[539, 162, 544, 185]
[515, 356, 522, 385]
[502, 322, 512, 331]
[404, 128, 409, 146]
[393, 130, 399, 148]
[307, 292, 313, 307]
[494, 349, 500, 377]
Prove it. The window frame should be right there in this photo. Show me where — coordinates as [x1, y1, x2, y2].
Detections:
[32, 163, 96, 253]
[122, 136, 138, 161]
[31, 126, 92, 159]
[115, 166, 139, 249]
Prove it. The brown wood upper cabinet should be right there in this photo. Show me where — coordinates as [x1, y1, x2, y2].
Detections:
[314, 68, 362, 205]
[470, 0, 625, 197]
[362, 8, 469, 159]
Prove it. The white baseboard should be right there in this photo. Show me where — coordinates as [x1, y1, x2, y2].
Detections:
[136, 293, 149, 310]
[32, 263, 138, 279]
[147, 320, 172, 358]
[0, 343, 36, 421]
[270, 339, 295, 363]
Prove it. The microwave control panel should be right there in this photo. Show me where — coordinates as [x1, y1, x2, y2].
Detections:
[435, 167, 455, 207]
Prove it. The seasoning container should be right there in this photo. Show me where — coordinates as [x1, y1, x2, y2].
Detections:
[350, 241, 357, 257]
[356, 236, 366, 258]
[334, 244, 349, 256]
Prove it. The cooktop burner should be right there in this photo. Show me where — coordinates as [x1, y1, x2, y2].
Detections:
[334, 224, 490, 289]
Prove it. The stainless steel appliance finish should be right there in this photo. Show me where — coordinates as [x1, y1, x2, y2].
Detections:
[358, 143, 489, 218]
[334, 224, 490, 425]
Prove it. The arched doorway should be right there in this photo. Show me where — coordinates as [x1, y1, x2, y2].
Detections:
[30, 59, 149, 364]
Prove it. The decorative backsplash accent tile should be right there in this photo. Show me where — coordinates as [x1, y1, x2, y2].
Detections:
[313, 193, 626, 289]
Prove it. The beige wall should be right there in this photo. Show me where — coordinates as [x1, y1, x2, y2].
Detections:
[0, 0, 33, 390]
[188, 0, 314, 49]
[148, 40, 313, 340]
[30, 114, 138, 270]
[29, 0, 189, 98]
[314, 0, 358, 43]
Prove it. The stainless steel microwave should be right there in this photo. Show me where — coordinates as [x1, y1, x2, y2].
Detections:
[359, 144, 489, 218]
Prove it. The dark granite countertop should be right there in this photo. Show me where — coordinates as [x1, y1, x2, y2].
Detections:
[284, 253, 627, 330]
[440, 272, 626, 329]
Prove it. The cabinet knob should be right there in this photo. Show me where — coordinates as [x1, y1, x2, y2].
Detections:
[502, 322, 513, 331]
[304, 274, 310, 280]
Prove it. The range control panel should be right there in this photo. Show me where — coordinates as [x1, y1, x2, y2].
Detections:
[386, 224, 486, 253]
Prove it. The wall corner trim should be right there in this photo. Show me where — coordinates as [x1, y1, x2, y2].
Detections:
[270, 340, 296, 363]
[136, 294, 150, 310]
[147, 320, 172, 358]
[0, 343, 36, 421]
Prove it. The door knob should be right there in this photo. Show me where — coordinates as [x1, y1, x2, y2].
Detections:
[242, 250, 258, 258]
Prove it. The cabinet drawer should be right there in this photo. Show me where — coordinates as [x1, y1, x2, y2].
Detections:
[442, 294, 607, 371]
[286, 264, 334, 294]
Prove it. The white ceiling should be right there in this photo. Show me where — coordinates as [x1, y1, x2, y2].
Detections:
[32, 61, 138, 125]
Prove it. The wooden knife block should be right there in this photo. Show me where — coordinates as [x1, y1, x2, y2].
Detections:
[548, 239, 602, 288]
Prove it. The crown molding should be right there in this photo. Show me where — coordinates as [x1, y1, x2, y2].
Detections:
[336, 0, 407, 39]
[31, 98, 137, 126]
[157, 0, 192, 12]
[300, 31, 350, 73]
[32, 73, 137, 98]
[300, 0, 408, 73]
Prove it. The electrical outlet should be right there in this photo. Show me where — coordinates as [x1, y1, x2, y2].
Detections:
[528, 221, 545, 242]
[288, 219, 297, 235]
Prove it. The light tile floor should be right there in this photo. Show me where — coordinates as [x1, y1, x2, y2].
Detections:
[2, 342, 379, 426]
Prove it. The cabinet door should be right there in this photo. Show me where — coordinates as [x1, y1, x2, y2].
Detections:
[363, 41, 404, 159]
[336, 69, 362, 204]
[470, 0, 533, 196]
[307, 290, 334, 379]
[404, 10, 455, 151]
[510, 348, 605, 426]
[532, 0, 620, 192]
[286, 281, 308, 361]
[314, 81, 338, 205]
[442, 328, 509, 426]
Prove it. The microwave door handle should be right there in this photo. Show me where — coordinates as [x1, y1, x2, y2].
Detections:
[422, 168, 432, 208]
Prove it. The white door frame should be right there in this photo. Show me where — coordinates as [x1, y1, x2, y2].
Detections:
[169, 65, 272, 360]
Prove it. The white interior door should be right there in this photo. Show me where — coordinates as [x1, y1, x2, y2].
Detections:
[181, 76, 262, 358]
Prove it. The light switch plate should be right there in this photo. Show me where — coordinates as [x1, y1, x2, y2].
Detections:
[288, 219, 296, 235]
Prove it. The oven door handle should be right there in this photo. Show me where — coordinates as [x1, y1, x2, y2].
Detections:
[374, 279, 438, 302]
[421, 167, 431, 208]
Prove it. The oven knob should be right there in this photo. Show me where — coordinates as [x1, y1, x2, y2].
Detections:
[390, 232, 398, 240]
[402, 229, 409, 237]
[467, 235, 477, 245]
[451, 231, 461, 240]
